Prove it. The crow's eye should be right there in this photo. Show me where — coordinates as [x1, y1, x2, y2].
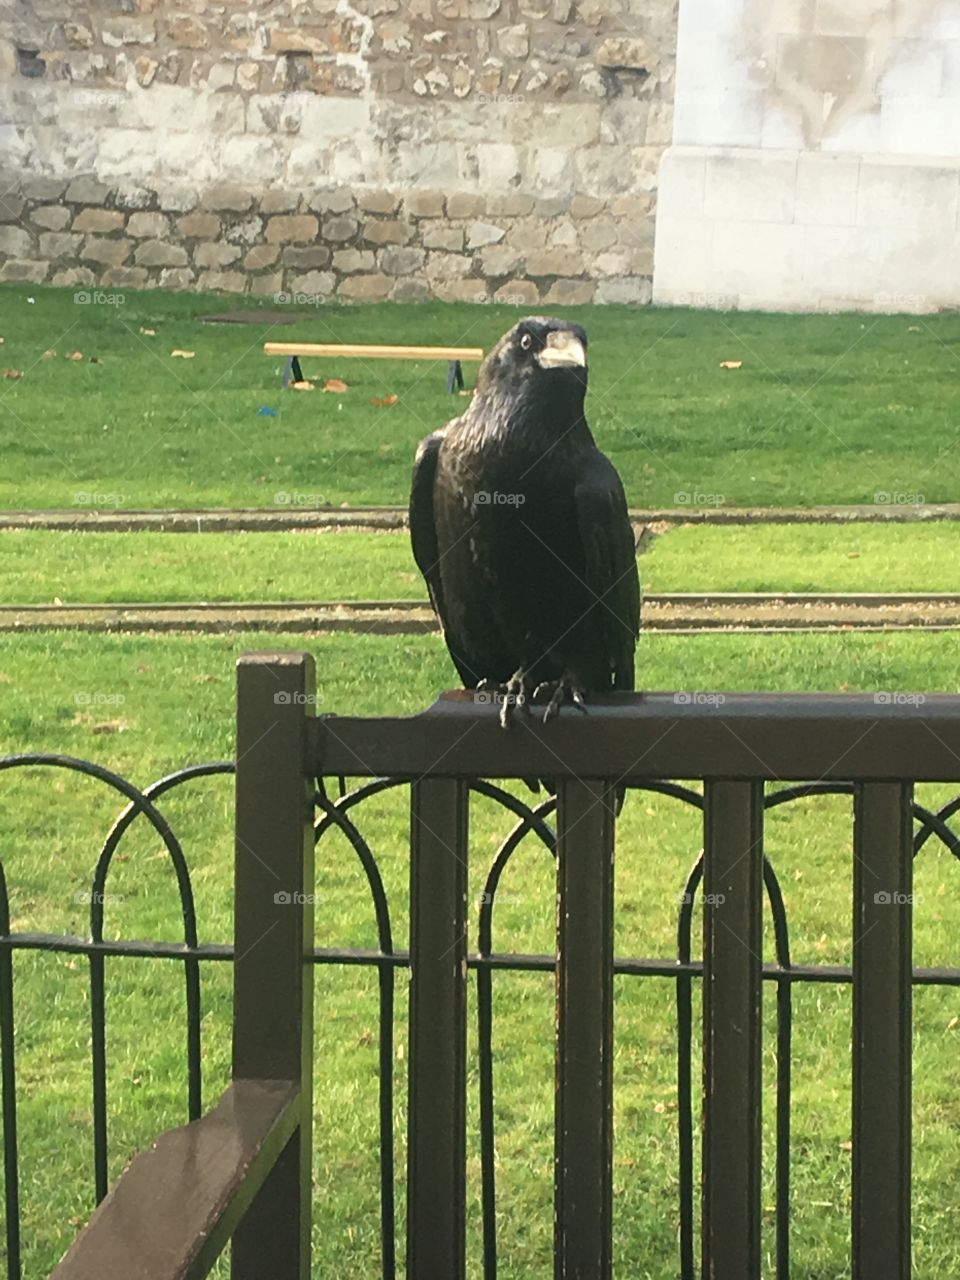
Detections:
[520, 332, 533, 351]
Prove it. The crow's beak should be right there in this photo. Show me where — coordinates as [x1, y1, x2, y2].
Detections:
[536, 330, 587, 370]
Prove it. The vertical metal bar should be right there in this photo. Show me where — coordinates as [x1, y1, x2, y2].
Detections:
[478, 956, 497, 1280]
[406, 777, 468, 1280]
[554, 779, 615, 1280]
[762, 860, 794, 1280]
[185, 956, 201, 1121]
[478, 878, 500, 1280]
[763, 858, 793, 1280]
[676, 862, 701, 1280]
[378, 961, 396, 1280]
[0, 868, 22, 1280]
[775, 971, 792, 1280]
[701, 781, 763, 1280]
[231, 652, 316, 1280]
[852, 782, 912, 1280]
[89, 953, 108, 1203]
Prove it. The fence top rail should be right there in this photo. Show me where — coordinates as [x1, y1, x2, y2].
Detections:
[310, 690, 960, 783]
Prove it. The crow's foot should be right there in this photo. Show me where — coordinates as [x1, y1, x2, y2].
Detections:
[531, 675, 588, 725]
[499, 668, 535, 729]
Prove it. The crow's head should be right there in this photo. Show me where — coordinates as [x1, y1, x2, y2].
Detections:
[476, 317, 589, 415]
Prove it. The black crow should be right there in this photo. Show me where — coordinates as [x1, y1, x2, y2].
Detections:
[410, 316, 640, 728]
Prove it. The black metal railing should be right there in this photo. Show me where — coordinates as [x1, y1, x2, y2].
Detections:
[1, 654, 958, 1278]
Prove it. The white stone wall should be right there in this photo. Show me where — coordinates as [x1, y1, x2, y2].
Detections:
[654, 0, 960, 311]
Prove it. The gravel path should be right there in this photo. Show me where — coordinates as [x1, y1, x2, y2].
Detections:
[4, 595, 960, 635]
[0, 504, 958, 534]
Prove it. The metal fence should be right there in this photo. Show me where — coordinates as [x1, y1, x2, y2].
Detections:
[2, 652, 959, 1278]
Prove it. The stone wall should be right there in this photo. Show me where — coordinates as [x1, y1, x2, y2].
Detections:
[654, 0, 960, 312]
[0, 0, 679, 304]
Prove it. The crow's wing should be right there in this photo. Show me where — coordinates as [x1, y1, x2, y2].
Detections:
[409, 430, 447, 620]
[409, 428, 483, 687]
[574, 449, 641, 691]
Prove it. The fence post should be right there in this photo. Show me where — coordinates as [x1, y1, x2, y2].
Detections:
[852, 782, 912, 1280]
[231, 652, 316, 1280]
[701, 780, 764, 1280]
[407, 777, 469, 1279]
[554, 779, 615, 1280]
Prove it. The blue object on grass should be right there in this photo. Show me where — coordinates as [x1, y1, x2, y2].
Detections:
[258, 406, 279, 417]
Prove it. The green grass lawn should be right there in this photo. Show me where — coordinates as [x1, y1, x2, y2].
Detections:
[2, 283, 960, 510]
[2, 522, 960, 607]
[1, 630, 959, 1278]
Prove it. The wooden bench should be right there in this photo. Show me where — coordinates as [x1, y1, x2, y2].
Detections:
[263, 341, 485, 392]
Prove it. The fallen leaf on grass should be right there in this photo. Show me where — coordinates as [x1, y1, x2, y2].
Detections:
[139, 327, 156, 336]
[370, 394, 399, 407]
[42, 349, 56, 359]
[71, 711, 127, 734]
[170, 349, 195, 359]
[67, 351, 83, 361]
[323, 378, 349, 393]
[91, 719, 127, 735]
[290, 379, 315, 391]
[719, 360, 743, 370]
[908, 325, 921, 333]
[2, 368, 22, 379]
[458, 388, 473, 396]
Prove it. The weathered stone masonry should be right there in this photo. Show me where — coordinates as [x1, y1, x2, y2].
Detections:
[0, 1, 679, 304]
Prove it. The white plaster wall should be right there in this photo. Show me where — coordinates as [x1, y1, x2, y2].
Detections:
[655, 0, 960, 310]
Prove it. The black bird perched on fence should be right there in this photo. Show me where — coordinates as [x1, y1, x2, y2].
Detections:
[409, 316, 640, 729]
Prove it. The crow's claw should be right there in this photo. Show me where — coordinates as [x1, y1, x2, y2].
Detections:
[532, 676, 589, 725]
[500, 668, 534, 729]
